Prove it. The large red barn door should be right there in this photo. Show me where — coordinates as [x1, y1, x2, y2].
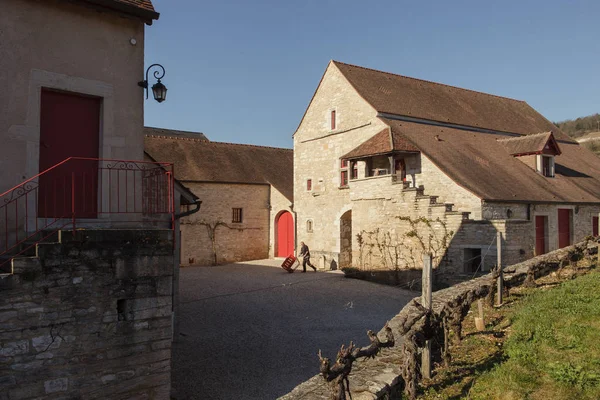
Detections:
[38, 90, 100, 218]
[593, 216, 598, 237]
[535, 216, 547, 255]
[276, 211, 294, 257]
[557, 209, 572, 249]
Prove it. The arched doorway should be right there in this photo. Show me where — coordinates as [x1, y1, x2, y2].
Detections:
[276, 211, 294, 257]
[339, 210, 352, 268]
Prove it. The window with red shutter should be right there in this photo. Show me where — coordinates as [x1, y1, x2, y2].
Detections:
[340, 170, 348, 187]
[331, 110, 336, 130]
[307, 179, 312, 191]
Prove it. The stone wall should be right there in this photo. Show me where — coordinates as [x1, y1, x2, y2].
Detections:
[180, 182, 270, 265]
[482, 202, 600, 254]
[0, 229, 173, 400]
[293, 61, 388, 263]
[279, 240, 595, 400]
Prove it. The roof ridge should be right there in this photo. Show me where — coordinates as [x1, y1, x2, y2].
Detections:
[331, 60, 526, 103]
[145, 134, 292, 151]
[205, 141, 293, 151]
[144, 134, 209, 143]
[145, 126, 206, 136]
[498, 131, 553, 142]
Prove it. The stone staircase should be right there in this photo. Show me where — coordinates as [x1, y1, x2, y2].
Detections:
[0, 231, 59, 275]
[402, 185, 471, 221]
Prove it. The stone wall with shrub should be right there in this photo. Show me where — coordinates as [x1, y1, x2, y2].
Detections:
[279, 239, 596, 400]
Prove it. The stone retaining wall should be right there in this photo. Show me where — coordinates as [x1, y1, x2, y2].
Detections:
[0, 229, 174, 400]
[279, 240, 594, 399]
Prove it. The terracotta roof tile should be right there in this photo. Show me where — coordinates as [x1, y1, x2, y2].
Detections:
[333, 61, 563, 136]
[498, 132, 561, 156]
[144, 132, 293, 201]
[383, 118, 600, 203]
[77, 0, 159, 23]
[341, 128, 418, 159]
[113, 0, 155, 13]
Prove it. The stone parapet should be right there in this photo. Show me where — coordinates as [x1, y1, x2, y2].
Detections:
[279, 240, 594, 399]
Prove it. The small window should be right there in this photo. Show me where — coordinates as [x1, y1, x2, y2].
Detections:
[232, 208, 243, 223]
[539, 155, 554, 177]
[331, 110, 336, 130]
[306, 219, 313, 233]
[307, 179, 312, 191]
[340, 159, 349, 187]
[340, 170, 348, 187]
[351, 163, 358, 180]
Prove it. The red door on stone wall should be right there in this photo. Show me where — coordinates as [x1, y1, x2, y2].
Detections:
[593, 216, 599, 237]
[276, 211, 294, 257]
[535, 216, 547, 255]
[38, 90, 101, 219]
[558, 209, 572, 249]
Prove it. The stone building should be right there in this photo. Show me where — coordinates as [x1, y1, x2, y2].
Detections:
[144, 128, 295, 266]
[294, 61, 600, 276]
[0, 1, 181, 398]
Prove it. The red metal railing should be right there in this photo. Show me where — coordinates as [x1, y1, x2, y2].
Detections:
[0, 157, 174, 272]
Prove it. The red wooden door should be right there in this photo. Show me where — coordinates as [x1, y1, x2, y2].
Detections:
[535, 216, 546, 255]
[276, 212, 294, 257]
[593, 216, 598, 237]
[38, 90, 100, 218]
[558, 209, 572, 248]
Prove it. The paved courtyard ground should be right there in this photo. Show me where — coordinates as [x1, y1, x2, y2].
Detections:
[171, 259, 417, 400]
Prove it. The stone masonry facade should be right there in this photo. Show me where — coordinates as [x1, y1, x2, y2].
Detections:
[180, 182, 292, 265]
[294, 62, 600, 276]
[0, 229, 173, 400]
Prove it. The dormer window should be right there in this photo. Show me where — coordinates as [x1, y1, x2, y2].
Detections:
[498, 131, 561, 178]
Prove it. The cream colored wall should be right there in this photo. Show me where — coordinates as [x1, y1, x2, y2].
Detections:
[415, 154, 483, 219]
[180, 182, 270, 265]
[294, 61, 388, 262]
[481, 202, 600, 256]
[0, 0, 145, 193]
[268, 187, 294, 258]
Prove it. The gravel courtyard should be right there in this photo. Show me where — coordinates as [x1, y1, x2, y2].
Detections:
[171, 260, 416, 400]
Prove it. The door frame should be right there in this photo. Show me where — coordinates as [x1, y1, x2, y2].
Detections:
[23, 70, 114, 231]
[275, 210, 294, 258]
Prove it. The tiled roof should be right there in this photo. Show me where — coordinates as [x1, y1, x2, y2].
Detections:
[144, 133, 294, 201]
[78, 0, 159, 23]
[113, 0, 155, 13]
[382, 118, 600, 203]
[145, 127, 209, 141]
[341, 128, 418, 159]
[499, 132, 561, 156]
[333, 61, 567, 138]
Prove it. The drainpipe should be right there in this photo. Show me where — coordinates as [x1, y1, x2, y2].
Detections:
[175, 200, 202, 219]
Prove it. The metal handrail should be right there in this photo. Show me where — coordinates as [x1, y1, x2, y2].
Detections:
[0, 157, 175, 272]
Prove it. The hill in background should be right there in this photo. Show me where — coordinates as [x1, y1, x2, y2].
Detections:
[554, 113, 600, 155]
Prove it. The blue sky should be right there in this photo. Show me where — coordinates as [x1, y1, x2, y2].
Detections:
[144, 0, 600, 149]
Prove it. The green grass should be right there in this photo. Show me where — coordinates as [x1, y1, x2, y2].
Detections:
[469, 270, 600, 400]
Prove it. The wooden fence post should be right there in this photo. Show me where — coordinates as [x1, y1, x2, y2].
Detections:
[475, 299, 485, 331]
[497, 232, 503, 306]
[422, 253, 433, 379]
